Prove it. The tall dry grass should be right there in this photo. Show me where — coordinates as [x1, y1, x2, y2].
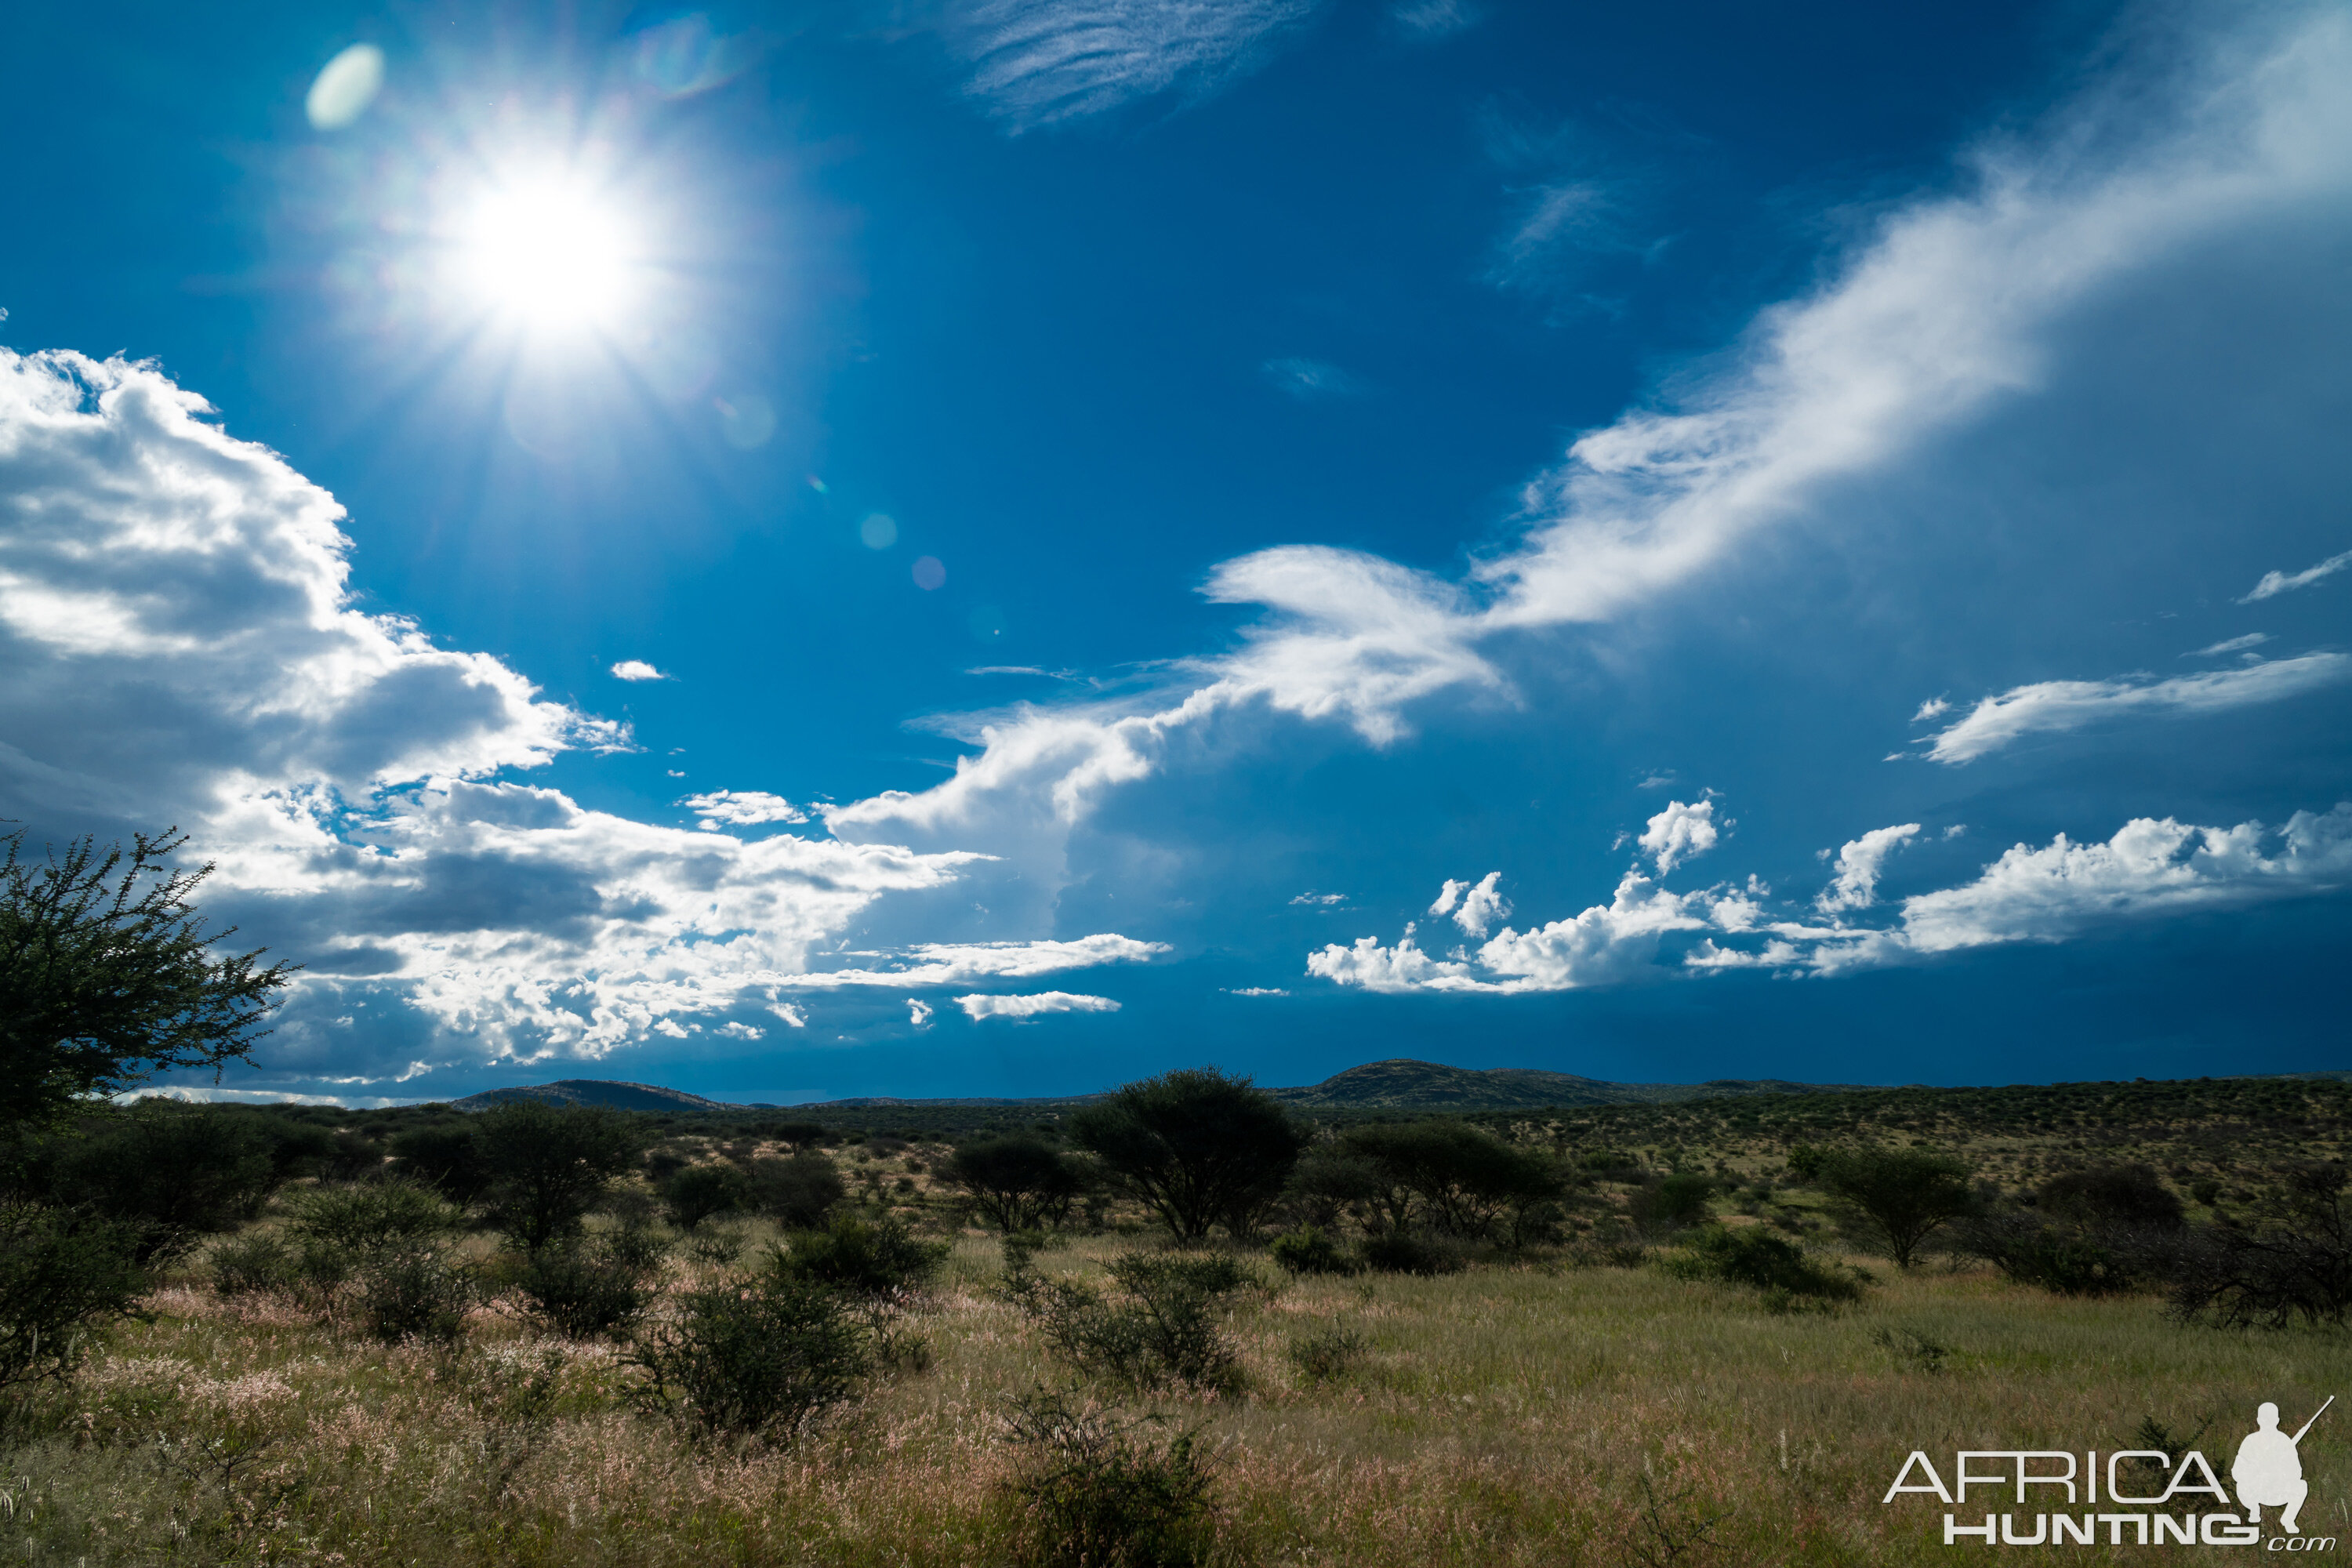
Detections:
[3, 1221, 2348, 1565]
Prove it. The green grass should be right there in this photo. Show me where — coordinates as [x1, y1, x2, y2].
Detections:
[5, 1214, 2350, 1566]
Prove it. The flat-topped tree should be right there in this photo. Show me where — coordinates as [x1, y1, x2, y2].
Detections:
[0, 829, 295, 1127]
[1072, 1068, 1304, 1242]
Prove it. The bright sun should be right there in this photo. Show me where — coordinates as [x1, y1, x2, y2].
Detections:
[457, 178, 637, 328]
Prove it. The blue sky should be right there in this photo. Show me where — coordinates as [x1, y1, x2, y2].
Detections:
[2, 0, 2348, 1105]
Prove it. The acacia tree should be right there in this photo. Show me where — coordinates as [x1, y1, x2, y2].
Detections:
[477, 1101, 647, 1252]
[1, 829, 296, 1127]
[946, 1134, 1083, 1232]
[1338, 1120, 1565, 1239]
[1815, 1148, 1977, 1269]
[1071, 1069, 1303, 1242]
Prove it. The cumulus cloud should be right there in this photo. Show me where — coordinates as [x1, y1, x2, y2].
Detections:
[1639, 800, 1719, 873]
[681, 789, 808, 827]
[908, 999, 934, 1028]
[1309, 873, 1711, 993]
[1309, 800, 2352, 993]
[0, 346, 1179, 1088]
[955, 990, 1122, 1020]
[611, 659, 669, 681]
[1429, 871, 1510, 936]
[1914, 655, 2351, 763]
[2241, 546, 2352, 602]
[1817, 823, 1921, 913]
[946, 0, 1326, 129]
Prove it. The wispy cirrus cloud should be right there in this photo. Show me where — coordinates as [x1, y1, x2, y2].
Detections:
[1911, 654, 2351, 764]
[1261, 358, 1365, 399]
[2241, 546, 2352, 602]
[946, 0, 1327, 129]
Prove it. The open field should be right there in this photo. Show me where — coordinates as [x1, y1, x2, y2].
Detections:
[6, 1199, 2351, 1566]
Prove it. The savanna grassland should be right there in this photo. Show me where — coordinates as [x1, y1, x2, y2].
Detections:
[5, 1076, 2351, 1568]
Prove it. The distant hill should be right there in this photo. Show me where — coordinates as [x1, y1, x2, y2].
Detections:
[445, 1080, 739, 1113]
[1269, 1058, 1858, 1109]
[438, 1061, 1861, 1116]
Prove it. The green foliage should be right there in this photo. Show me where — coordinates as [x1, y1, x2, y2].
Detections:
[1284, 1320, 1368, 1382]
[629, 1272, 870, 1441]
[1073, 1068, 1305, 1242]
[500, 1246, 648, 1340]
[1283, 1147, 1385, 1230]
[284, 1178, 459, 1256]
[1358, 1230, 1470, 1276]
[2170, 1163, 2352, 1330]
[1958, 1212, 2140, 1295]
[996, 1389, 1218, 1568]
[1664, 1225, 1862, 1304]
[1630, 1171, 1717, 1234]
[208, 1232, 297, 1296]
[476, 1102, 646, 1253]
[39, 1105, 283, 1254]
[2037, 1163, 2185, 1229]
[660, 1161, 750, 1229]
[947, 1135, 1084, 1232]
[1013, 1252, 1259, 1392]
[388, 1122, 492, 1202]
[0, 829, 296, 1127]
[745, 1149, 847, 1228]
[0, 1201, 147, 1392]
[1812, 1147, 1977, 1269]
[1336, 1120, 1564, 1240]
[774, 1214, 948, 1298]
[356, 1248, 475, 1343]
[1268, 1224, 1357, 1275]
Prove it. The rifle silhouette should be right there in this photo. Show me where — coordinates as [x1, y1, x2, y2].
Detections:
[2292, 1396, 2335, 1446]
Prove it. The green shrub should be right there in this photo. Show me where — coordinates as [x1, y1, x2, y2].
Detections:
[746, 1150, 847, 1228]
[1664, 1225, 1861, 1304]
[684, 1223, 746, 1266]
[1284, 1321, 1367, 1382]
[1337, 1120, 1564, 1240]
[1358, 1230, 1469, 1276]
[1268, 1225, 1357, 1276]
[477, 1102, 646, 1254]
[209, 1232, 296, 1296]
[596, 1218, 673, 1275]
[661, 1163, 749, 1230]
[946, 1135, 1084, 1232]
[996, 1388, 1218, 1568]
[629, 1272, 870, 1441]
[285, 1178, 459, 1256]
[1014, 1252, 1258, 1392]
[357, 1248, 476, 1343]
[1629, 1172, 1716, 1233]
[42, 1107, 281, 1254]
[0, 1202, 147, 1392]
[388, 1123, 492, 1202]
[775, 1214, 948, 1298]
[502, 1246, 648, 1340]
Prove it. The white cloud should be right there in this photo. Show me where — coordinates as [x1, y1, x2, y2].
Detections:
[782, 935, 1167, 989]
[955, 990, 1122, 1020]
[770, 1003, 808, 1029]
[1309, 872, 1711, 993]
[611, 659, 669, 681]
[1817, 823, 1921, 913]
[1290, 891, 1345, 906]
[1639, 799, 1719, 873]
[1391, 0, 1478, 38]
[1891, 804, 2352, 956]
[2186, 633, 2270, 658]
[2241, 546, 2352, 602]
[681, 789, 808, 826]
[908, 998, 934, 1029]
[1225, 985, 1288, 996]
[1429, 871, 1510, 936]
[947, 0, 1326, 129]
[716, 1021, 765, 1040]
[1911, 697, 1951, 722]
[1915, 655, 2351, 763]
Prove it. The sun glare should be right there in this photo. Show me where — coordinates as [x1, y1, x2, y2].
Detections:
[457, 178, 637, 328]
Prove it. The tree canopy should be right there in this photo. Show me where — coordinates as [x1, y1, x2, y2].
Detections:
[1, 829, 294, 1126]
[1071, 1068, 1303, 1241]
